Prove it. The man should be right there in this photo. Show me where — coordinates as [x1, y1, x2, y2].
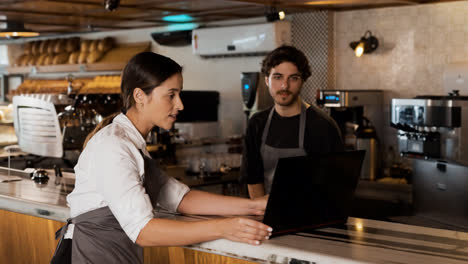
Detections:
[240, 45, 344, 199]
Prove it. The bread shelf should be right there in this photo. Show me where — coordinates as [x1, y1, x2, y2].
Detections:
[6, 63, 125, 75]
[6, 42, 151, 75]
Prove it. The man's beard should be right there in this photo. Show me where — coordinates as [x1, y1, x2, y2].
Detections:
[274, 90, 299, 107]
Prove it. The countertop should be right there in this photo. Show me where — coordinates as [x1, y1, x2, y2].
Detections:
[1, 167, 467, 264]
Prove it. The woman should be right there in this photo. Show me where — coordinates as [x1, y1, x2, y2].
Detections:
[51, 52, 271, 264]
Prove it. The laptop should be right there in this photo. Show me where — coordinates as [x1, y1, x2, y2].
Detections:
[263, 150, 365, 237]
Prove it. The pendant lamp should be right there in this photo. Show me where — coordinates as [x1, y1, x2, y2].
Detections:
[0, 21, 39, 38]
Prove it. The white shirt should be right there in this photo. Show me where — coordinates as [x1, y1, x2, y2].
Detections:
[66, 113, 190, 242]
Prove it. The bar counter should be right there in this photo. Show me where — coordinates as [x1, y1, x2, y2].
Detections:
[1, 168, 468, 264]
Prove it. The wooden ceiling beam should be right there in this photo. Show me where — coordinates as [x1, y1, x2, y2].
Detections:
[0, 9, 164, 29]
[41, 0, 205, 14]
[0, 0, 28, 6]
[0, 7, 173, 25]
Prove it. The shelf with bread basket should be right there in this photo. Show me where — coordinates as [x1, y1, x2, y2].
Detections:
[7, 75, 123, 100]
[6, 41, 151, 75]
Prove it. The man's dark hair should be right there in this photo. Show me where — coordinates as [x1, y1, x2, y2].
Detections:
[261, 45, 311, 81]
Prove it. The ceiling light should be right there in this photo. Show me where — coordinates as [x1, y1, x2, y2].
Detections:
[278, 11, 286, 20]
[0, 21, 39, 38]
[349, 30, 379, 57]
[104, 0, 120, 11]
[162, 14, 194, 23]
[265, 6, 284, 22]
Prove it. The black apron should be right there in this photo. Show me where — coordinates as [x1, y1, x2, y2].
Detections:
[260, 103, 307, 194]
[51, 151, 175, 264]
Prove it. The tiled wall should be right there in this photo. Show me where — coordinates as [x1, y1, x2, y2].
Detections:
[335, 1, 468, 98]
[334, 1, 468, 149]
[292, 11, 332, 104]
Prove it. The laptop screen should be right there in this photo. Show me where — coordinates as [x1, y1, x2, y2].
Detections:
[263, 151, 365, 236]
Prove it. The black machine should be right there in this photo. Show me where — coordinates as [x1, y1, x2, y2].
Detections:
[240, 72, 273, 123]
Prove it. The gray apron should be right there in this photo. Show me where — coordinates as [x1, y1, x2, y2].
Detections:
[260, 103, 307, 194]
[51, 151, 170, 264]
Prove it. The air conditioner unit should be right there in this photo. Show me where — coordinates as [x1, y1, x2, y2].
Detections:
[192, 21, 291, 57]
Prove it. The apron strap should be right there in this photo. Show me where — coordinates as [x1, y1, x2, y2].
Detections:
[55, 218, 73, 240]
[298, 103, 307, 149]
[261, 107, 275, 146]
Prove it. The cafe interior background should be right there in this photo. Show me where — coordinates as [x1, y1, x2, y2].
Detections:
[0, 0, 468, 250]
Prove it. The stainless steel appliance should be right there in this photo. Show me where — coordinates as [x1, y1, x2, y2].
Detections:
[391, 96, 468, 165]
[391, 95, 468, 230]
[318, 90, 384, 180]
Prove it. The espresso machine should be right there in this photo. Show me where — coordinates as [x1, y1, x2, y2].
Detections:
[318, 90, 384, 181]
[10, 93, 121, 170]
[391, 95, 468, 230]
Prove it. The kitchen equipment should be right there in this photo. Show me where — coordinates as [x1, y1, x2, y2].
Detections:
[412, 159, 468, 230]
[356, 117, 379, 180]
[391, 94, 468, 230]
[318, 90, 384, 179]
[241, 72, 273, 121]
[391, 96, 468, 165]
[31, 168, 49, 184]
[13, 95, 64, 158]
[57, 101, 103, 151]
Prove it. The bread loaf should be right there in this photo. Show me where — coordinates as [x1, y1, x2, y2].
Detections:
[24, 42, 32, 55]
[15, 54, 27, 66]
[39, 40, 49, 54]
[31, 41, 41, 55]
[53, 52, 69, 65]
[27, 55, 39, 66]
[78, 52, 88, 64]
[98, 37, 115, 52]
[36, 54, 48, 66]
[47, 39, 56, 54]
[66, 37, 80, 52]
[86, 50, 103, 63]
[88, 39, 99, 53]
[80, 40, 90, 53]
[54, 39, 66, 53]
[20, 55, 30, 66]
[44, 54, 54, 65]
[68, 51, 80, 64]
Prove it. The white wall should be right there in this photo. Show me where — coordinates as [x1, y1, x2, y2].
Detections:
[81, 26, 265, 137]
[11, 24, 265, 137]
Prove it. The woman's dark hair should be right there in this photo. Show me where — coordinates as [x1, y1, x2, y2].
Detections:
[120, 51, 182, 113]
[83, 52, 182, 148]
[261, 45, 311, 81]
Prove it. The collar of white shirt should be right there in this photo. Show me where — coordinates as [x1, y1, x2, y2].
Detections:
[113, 113, 147, 155]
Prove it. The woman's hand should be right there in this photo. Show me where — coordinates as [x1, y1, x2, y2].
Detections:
[215, 217, 272, 245]
[248, 194, 269, 215]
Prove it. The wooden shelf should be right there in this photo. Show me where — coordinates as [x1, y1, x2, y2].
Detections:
[6, 42, 151, 75]
[7, 62, 127, 75]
